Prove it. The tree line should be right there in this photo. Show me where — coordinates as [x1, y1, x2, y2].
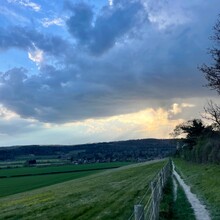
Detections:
[0, 139, 176, 162]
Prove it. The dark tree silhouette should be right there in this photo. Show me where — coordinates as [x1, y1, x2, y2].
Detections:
[200, 16, 220, 94]
[172, 119, 206, 146]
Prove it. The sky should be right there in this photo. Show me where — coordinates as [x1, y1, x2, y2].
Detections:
[0, 0, 219, 146]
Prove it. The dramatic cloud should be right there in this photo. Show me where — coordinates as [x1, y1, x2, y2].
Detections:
[0, 0, 219, 123]
[66, 0, 146, 55]
[1, 26, 69, 54]
[0, 0, 219, 145]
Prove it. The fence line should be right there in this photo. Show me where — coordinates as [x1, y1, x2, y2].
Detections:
[128, 159, 172, 220]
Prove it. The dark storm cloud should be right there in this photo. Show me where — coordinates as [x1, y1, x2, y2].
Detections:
[0, 117, 41, 136]
[66, 3, 93, 44]
[0, 26, 69, 55]
[0, 66, 117, 122]
[66, 0, 145, 55]
[0, 0, 219, 123]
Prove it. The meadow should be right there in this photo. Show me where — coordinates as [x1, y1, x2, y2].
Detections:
[174, 159, 220, 220]
[0, 160, 166, 220]
[0, 162, 130, 177]
[0, 162, 130, 197]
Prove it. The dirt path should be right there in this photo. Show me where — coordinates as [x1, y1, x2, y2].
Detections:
[172, 162, 211, 220]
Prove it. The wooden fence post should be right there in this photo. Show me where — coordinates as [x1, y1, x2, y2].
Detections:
[134, 204, 144, 220]
[150, 181, 155, 220]
[160, 172, 163, 195]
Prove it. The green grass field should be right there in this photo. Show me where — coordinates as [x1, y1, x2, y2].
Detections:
[0, 159, 64, 168]
[0, 170, 102, 197]
[0, 160, 166, 220]
[0, 162, 131, 177]
[174, 159, 220, 220]
[0, 162, 131, 197]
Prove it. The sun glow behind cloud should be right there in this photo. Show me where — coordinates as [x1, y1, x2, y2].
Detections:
[0, 103, 189, 146]
[0, 105, 18, 120]
[56, 102, 194, 143]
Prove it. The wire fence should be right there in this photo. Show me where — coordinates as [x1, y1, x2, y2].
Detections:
[128, 159, 172, 220]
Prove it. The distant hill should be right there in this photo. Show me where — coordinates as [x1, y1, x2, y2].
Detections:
[0, 138, 177, 161]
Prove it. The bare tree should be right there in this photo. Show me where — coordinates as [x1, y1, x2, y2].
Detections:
[203, 100, 220, 129]
[199, 16, 220, 94]
[199, 16, 220, 130]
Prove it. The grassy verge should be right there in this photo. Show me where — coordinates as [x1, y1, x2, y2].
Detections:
[0, 160, 166, 220]
[174, 158, 220, 220]
[159, 177, 195, 220]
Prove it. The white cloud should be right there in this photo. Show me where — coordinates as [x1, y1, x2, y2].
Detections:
[0, 105, 18, 120]
[41, 18, 64, 28]
[143, 0, 191, 29]
[167, 101, 199, 121]
[170, 103, 182, 115]
[108, 0, 113, 7]
[181, 103, 196, 108]
[8, 0, 41, 12]
[169, 103, 195, 116]
[28, 45, 44, 65]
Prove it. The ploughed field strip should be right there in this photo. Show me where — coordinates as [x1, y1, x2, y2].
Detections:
[0, 160, 166, 220]
[174, 159, 220, 220]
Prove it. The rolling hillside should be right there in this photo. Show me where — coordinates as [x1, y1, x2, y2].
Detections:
[0, 160, 166, 220]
